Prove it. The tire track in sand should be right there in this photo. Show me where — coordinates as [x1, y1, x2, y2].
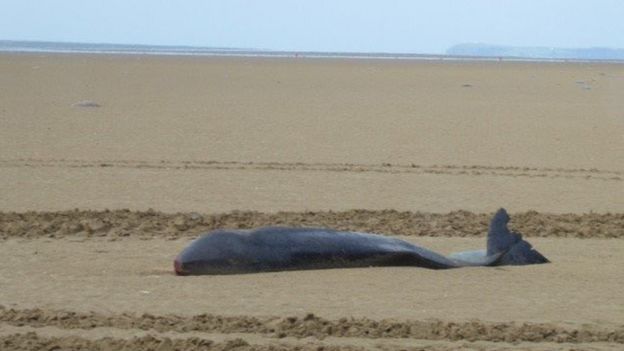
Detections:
[1, 306, 623, 345]
[1, 158, 622, 182]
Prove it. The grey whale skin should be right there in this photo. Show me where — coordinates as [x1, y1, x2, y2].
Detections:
[174, 208, 548, 275]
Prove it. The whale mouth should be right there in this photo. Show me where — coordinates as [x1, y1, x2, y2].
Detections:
[174, 259, 189, 276]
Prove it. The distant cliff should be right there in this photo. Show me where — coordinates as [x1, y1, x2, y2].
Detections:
[447, 43, 624, 60]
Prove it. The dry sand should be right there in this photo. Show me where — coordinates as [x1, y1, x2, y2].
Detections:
[0, 53, 623, 350]
[1, 54, 623, 213]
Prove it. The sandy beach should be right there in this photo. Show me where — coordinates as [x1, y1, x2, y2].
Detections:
[1, 53, 623, 350]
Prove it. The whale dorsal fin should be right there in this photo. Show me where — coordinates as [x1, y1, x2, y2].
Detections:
[486, 208, 521, 256]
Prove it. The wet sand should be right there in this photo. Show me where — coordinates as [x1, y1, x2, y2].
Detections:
[0, 53, 623, 350]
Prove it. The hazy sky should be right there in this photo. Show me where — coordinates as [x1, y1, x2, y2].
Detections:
[1, 1, 623, 53]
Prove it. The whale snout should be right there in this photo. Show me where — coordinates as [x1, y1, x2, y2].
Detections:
[174, 258, 189, 276]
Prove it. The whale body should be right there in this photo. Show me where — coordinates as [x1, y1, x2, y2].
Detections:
[174, 208, 549, 275]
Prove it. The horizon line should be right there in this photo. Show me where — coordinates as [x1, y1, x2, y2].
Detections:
[1, 39, 623, 63]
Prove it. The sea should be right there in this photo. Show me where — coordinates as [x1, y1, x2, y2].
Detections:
[1, 40, 622, 63]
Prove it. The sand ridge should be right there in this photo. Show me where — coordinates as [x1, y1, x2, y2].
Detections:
[2, 306, 623, 343]
[4, 333, 621, 351]
[1, 209, 623, 240]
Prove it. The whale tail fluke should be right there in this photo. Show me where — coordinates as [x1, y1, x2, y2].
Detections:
[487, 208, 549, 265]
[487, 208, 520, 256]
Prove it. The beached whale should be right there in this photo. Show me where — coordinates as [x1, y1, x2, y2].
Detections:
[174, 208, 548, 275]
